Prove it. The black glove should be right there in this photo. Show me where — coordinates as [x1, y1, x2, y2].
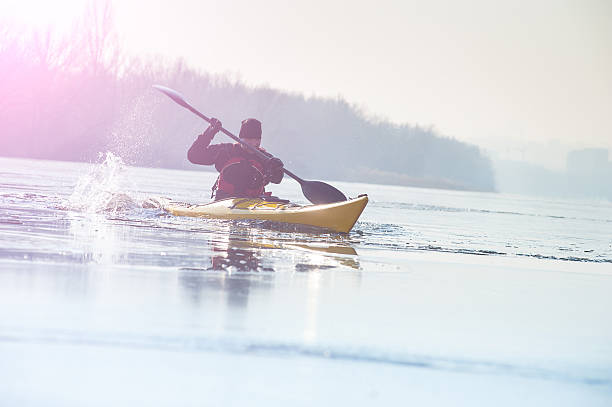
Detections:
[209, 118, 222, 134]
[198, 117, 222, 140]
[265, 157, 284, 184]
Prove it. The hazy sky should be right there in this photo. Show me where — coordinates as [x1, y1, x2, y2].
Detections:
[3, 0, 611, 169]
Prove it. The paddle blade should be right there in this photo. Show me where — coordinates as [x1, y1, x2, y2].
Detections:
[153, 84, 212, 123]
[302, 180, 347, 204]
[153, 85, 191, 109]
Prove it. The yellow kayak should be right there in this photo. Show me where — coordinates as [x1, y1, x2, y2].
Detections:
[148, 195, 368, 233]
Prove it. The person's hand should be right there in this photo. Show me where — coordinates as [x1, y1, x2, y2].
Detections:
[198, 117, 222, 145]
[198, 117, 222, 141]
[209, 117, 222, 135]
[265, 157, 284, 184]
[267, 157, 283, 170]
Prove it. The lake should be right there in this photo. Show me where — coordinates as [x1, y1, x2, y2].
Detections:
[1, 155, 611, 406]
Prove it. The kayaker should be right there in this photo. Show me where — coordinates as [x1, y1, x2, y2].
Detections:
[188, 118, 284, 200]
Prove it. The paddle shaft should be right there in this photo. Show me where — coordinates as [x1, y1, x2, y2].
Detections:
[155, 86, 306, 184]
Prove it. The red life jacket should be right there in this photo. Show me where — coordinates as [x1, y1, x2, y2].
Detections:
[212, 144, 267, 198]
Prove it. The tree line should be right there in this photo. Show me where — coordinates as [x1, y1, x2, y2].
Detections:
[0, 1, 495, 192]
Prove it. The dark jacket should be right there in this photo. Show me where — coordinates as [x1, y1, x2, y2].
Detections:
[187, 128, 284, 189]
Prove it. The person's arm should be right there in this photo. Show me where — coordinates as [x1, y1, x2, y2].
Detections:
[187, 118, 223, 165]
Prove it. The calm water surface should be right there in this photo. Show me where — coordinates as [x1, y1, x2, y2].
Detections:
[2, 154, 610, 267]
[1, 155, 611, 406]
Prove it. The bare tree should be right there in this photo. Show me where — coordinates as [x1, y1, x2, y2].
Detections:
[77, 0, 122, 77]
[0, 0, 496, 191]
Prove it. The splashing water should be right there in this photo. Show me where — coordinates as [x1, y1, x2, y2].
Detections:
[68, 152, 139, 213]
[109, 91, 159, 166]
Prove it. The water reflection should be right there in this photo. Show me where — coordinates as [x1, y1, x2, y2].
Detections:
[209, 240, 274, 272]
[288, 244, 360, 270]
[205, 224, 361, 272]
[177, 271, 262, 310]
[176, 224, 361, 312]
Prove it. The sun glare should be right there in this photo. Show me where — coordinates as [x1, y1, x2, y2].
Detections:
[1, 0, 91, 30]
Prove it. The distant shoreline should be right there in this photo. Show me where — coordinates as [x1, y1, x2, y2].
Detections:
[0, 154, 492, 193]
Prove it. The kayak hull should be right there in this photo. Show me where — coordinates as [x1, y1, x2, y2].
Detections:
[151, 195, 368, 233]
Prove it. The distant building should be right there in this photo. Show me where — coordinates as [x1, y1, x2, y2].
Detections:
[493, 148, 611, 200]
[566, 148, 611, 200]
[566, 148, 609, 175]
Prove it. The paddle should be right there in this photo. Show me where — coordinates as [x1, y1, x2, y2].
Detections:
[153, 85, 347, 204]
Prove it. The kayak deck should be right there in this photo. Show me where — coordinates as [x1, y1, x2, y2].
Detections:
[149, 195, 368, 233]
